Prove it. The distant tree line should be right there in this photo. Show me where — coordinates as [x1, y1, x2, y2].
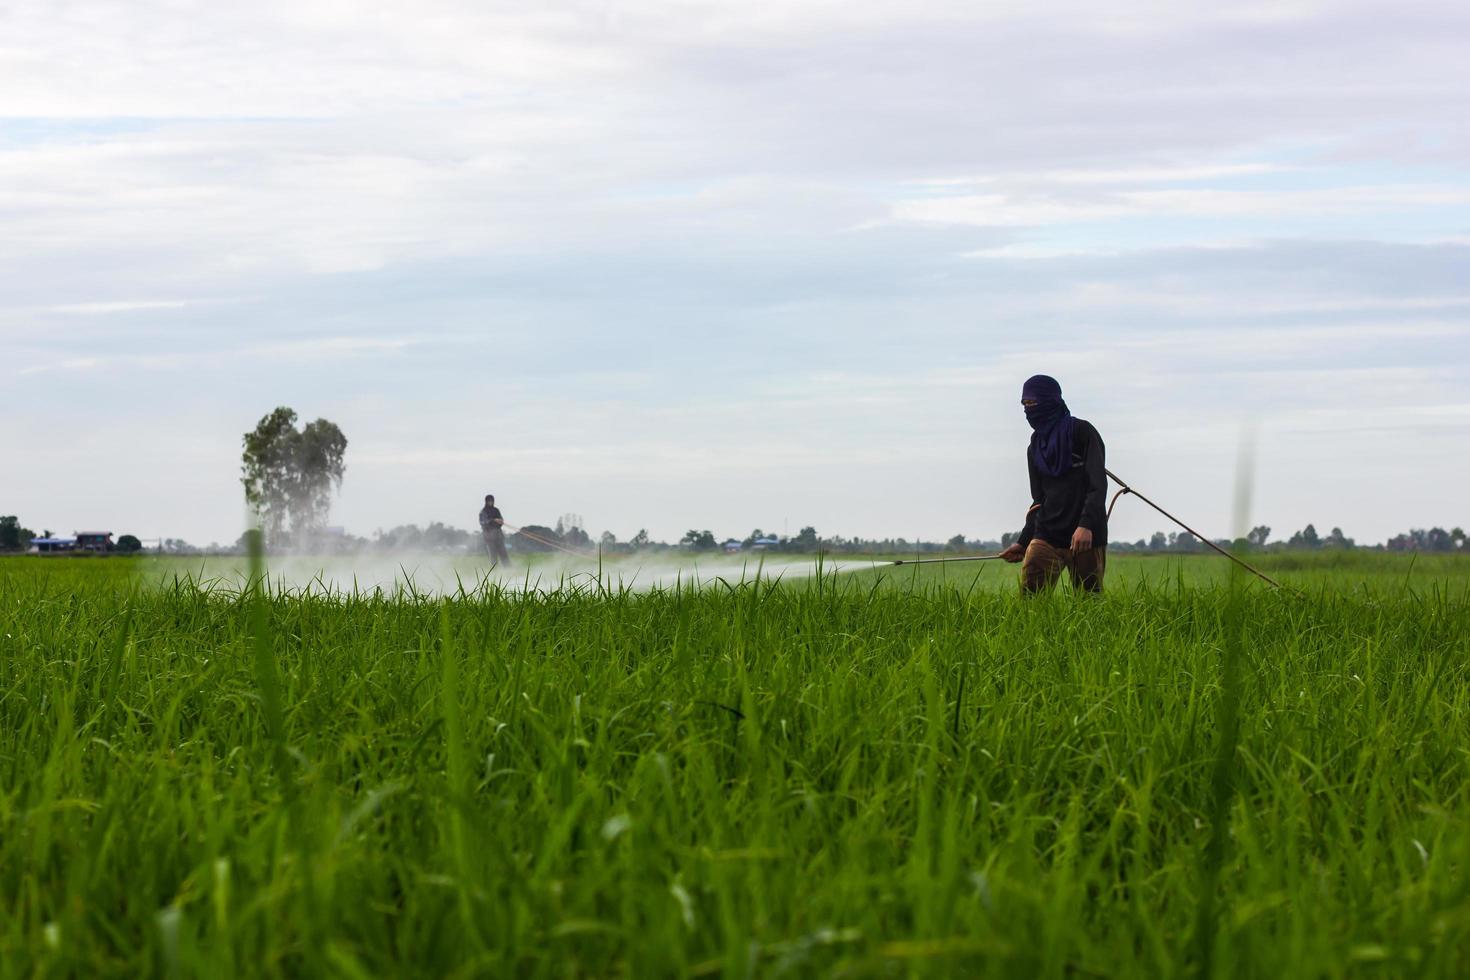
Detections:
[1384, 527, 1466, 552]
[1103, 523, 1466, 554]
[3, 510, 1466, 557]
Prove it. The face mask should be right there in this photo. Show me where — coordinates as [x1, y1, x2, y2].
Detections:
[1024, 401, 1058, 430]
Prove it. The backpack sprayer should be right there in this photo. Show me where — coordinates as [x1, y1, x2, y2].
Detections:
[891, 468, 1286, 590]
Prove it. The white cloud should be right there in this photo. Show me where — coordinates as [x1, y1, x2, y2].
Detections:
[2, 0, 1468, 545]
[893, 184, 1470, 228]
[17, 335, 419, 375]
[916, 163, 1297, 189]
[41, 299, 199, 315]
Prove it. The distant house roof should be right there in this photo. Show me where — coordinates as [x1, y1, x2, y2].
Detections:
[32, 537, 78, 545]
[75, 531, 113, 536]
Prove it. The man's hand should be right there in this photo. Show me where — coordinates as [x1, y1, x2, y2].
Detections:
[1070, 526, 1093, 552]
[1000, 542, 1025, 564]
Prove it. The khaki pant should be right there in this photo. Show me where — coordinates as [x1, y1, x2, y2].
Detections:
[1021, 539, 1106, 594]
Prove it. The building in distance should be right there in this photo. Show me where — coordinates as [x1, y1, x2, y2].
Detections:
[28, 531, 114, 554]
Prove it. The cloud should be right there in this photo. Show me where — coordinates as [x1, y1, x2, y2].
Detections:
[2, 0, 1468, 545]
[893, 183, 1470, 229]
[17, 335, 420, 375]
[44, 299, 196, 315]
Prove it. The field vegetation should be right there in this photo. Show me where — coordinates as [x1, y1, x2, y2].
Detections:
[2, 552, 1468, 977]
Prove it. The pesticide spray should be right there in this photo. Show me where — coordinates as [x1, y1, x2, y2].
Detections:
[188, 460, 1285, 597]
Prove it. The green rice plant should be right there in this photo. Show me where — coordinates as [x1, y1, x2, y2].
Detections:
[1, 553, 1468, 977]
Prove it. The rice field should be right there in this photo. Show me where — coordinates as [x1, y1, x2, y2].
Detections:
[2, 552, 1468, 977]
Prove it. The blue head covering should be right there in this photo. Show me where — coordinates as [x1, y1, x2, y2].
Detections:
[1021, 374, 1075, 477]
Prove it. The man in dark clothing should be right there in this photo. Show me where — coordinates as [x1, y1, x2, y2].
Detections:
[479, 494, 509, 565]
[999, 375, 1108, 593]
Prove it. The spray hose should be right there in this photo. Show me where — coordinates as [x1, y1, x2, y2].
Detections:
[1102, 468, 1287, 591]
[499, 524, 599, 559]
[891, 469, 1289, 591]
[1107, 485, 1131, 520]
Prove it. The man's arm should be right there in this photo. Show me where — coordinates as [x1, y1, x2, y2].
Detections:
[1019, 450, 1043, 546]
[1002, 453, 1043, 561]
[1072, 423, 1107, 550]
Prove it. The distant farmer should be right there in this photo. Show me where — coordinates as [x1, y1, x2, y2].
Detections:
[479, 494, 509, 565]
[999, 375, 1108, 593]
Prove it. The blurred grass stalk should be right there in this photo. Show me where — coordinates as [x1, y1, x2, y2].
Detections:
[246, 526, 322, 967]
[1194, 423, 1256, 977]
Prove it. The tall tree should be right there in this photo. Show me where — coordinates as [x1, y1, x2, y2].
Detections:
[241, 407, 347, 544]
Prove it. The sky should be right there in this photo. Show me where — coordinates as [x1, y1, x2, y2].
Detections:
[3, 0, 1468, 548]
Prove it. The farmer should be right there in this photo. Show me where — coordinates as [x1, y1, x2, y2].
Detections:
[998, 375, 1109, 593]
[479, 494, 510, 565]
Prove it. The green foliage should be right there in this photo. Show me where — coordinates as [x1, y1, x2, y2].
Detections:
[375, 522, 474, 552]
[1387, 527, 1462, 552]
[511, 524, 562, 552]
[114, 534, 143, 554]
[240, 407, 347, 545]
[679, 529, 717, 551]
[1, 554, 1468, 977]
[792, 525, 819, 551]
[1287, 523, 1321, 548]
[0, 515, 36, 550]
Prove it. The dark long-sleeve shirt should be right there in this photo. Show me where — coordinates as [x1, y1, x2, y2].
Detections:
[479, 505, 504, 532]
[1015, 418, 1108, 550]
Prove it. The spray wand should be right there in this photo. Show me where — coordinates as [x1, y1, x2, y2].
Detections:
[884, 469, 1287, 591]
[891, 555, 1006, 567]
